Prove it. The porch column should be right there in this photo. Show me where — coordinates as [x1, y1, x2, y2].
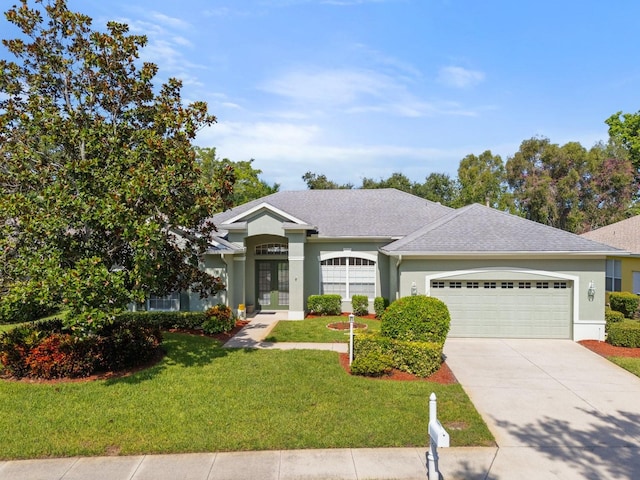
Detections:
[286, 231, 306, 319]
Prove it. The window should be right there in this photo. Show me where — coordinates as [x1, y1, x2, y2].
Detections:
[518, 282, 531, 289]
[501, 282, 514, 289]
[606, 260, 622, 292]
[466, 282, 479, 289]
[449, 281, 462, 289]
[483, 282, 496, 289]
[320, 256, 375, 299]
[553, 282, 568, 289]
[432, 281, 445, 289]
[148, 292, 180, 311]
[536, 282, 549, 289]
[255, 243, 288, 255]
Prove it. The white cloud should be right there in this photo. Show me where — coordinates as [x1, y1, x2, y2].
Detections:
[437, 66, 485, 88]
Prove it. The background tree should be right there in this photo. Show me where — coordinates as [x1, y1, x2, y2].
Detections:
[456, 150, 510, 209]
[417, 172, 460, 207]
[361, 172, 416, 194]
[606, 111, 640, 174]
[195, 147, 279, 207]
[302, 171, 353, 189]
[506, 137, 635, 233]
[0, 0, 233, 325]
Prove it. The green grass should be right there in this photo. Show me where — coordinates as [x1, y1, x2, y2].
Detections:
[607, 356, 640, 377]
[264, 316, 382, 343]
[0, 333, 493, 459]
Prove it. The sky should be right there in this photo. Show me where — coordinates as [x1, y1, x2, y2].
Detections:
[6, 0, 640, 190]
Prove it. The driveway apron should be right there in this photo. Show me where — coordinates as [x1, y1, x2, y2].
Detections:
[443, 338, 640, 479]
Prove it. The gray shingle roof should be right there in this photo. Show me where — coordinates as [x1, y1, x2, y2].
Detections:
[580, 215, 640, 254]
[212, 189, 453, 238]
[381, 203, 624, 254]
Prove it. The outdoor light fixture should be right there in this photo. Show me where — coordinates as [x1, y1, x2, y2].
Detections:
[587, 281, 596, 302]
[411, 281, 418, 296]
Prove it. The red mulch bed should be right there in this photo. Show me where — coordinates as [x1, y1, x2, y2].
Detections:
[579, 340, 640, 358]
[338, 353, 457, 384]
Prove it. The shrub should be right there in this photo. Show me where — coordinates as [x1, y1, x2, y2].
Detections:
[606, 320, 640, 348]
[605, 308, 625, 333]
[307, 294, 342, 316]
[350, 352, 393, 377]
[25, 334, 97, 379]
[202, 304, 235, 334]
[609, 292, 640, 319]
[391, 340, 443, 378]
[96, 319, 162, 372]
[351, 295, 369, 316]
[116, 311, 206, 330]
[380, 295, 450, 344]
[374, 297, 389, 319]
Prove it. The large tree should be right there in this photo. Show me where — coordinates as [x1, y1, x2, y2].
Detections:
[606, 111, 640, 173]
[505, 137, 635, 233]
[456, 150, 511, 209]
[195, 146, 279, 207]
[0, 0, 233, 325]
[302, 171, 353, 189]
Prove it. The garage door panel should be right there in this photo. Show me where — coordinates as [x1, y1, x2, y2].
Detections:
[432, 279, 572, 339]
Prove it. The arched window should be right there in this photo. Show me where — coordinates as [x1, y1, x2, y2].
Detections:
[255, 243, 288, 255]
[320, 255, 376, 299]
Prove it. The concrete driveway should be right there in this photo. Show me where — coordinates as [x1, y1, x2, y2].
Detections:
[442, 338, 640, 479]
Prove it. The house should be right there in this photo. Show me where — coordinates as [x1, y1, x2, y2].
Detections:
[580, 215, 640, 295]
[163, 189, 622, 341]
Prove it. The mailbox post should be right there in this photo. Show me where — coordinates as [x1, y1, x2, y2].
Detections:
[348, 313, 355, 365]
[427, 392, 449, 479]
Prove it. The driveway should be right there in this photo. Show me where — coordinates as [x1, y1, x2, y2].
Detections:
[442, 338, 640, 479]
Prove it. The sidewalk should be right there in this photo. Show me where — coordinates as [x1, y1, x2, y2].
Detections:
[0, 447, 498, 480]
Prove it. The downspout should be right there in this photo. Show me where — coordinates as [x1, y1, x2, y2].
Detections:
[395, 254, 403, 301]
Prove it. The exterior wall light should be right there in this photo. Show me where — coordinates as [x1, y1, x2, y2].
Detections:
[587, 281, 596, 302]
[411, 281, 418, 296]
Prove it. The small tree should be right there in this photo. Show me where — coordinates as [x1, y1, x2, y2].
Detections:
[0, 0, 233, 328]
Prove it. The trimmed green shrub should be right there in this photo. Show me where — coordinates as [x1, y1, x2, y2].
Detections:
[96, 319, 162, 372]
[374, 297, 389, 319]
[352, 333, 443, 378]
[380, 295, 450, 344]
[351, 295, 369, 316]
[606, 320, 640, 348]
[350, 352, 393, 377]
[307, 294, 342, 316]
[609, 292, 640, 319]
[202, 304, 235, 334]
[116, 311, 207, 330]
[391, 340, 443, 377]
[605, 308, 625, 326]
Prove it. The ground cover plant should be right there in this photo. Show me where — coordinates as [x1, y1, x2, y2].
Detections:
[264, 317, 381, 343]
[0, 333, 494, 459]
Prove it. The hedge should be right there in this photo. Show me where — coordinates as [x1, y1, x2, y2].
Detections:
[351, 295, 369, 316]
[609, 292, 640, 319]
[606, 320, 640, 348]
[307, 294, 342, 316]
[373, 297, 389, 319]
[353, 333, 443, 378]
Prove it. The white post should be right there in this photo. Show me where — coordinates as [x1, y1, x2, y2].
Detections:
[427, 392, 449, 479]
[349, 313, 355, 365]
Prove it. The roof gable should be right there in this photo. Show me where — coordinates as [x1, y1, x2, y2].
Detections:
[580, 215, 640, 254]
[382, 203, 624, 255]
[212, 189, 453, 238]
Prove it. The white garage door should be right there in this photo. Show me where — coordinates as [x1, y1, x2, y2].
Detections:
[431, 279, 572, 339]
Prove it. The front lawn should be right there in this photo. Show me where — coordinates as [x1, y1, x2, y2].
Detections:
[0, 333, 493, 459]
[608, 356, 640, 377]
[264, 316, 381, 343]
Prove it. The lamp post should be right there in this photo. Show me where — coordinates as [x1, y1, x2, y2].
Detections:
[349, 313, 355, 366]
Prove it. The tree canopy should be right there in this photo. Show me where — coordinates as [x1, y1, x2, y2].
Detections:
[0, 0, 232, 325]
[195, 146, 279, 207]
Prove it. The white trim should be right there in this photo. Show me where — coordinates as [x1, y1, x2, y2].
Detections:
[423, 267, 580, 330]
[318, 252, 377, 300]
[318, 251, 378, 262]
[288, 310, 305, 320]
[222, 202, 307, 226]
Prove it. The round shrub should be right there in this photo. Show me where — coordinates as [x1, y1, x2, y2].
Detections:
[606, 320, 640, 348]
[380, 295, 450, 344]
[609, 292, 640, 319]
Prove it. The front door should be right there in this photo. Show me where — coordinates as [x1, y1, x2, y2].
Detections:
[256, 260, 289, 310]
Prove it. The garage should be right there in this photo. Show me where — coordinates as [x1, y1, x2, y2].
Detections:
[430, 278, 573, 339]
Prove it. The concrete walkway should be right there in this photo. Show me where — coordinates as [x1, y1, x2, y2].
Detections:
[222, 312, 347, 353]
[443, 338, 640, 479]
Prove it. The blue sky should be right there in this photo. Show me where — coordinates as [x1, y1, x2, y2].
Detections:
[11, 1, 640, 189]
